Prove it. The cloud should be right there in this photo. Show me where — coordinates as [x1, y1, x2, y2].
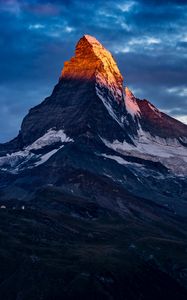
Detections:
[167, 87, 187, 97]
[28, 23, 45, 30]
[24, 3, 61, 16]
[176, 116, 187, 124]
[117, 1, 136, 12]
[126, 37, 161, 48]
[0, 0, 21, 16]
[64, 26, 74, 33]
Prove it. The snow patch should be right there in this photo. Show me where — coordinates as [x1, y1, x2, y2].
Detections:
[96, 86, 123, 127]
[102, 154, 128, 165]
[102, 154, 142, 167]
[0, 129, 73, 173]
[26, 129, 72, 151]
[125, 87, 141, 119]
[102, 127, 187, 175]
[0, 205, 6, 209]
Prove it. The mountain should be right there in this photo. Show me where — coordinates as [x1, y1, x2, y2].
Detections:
[0, 35, 186, 202]
[0, 35, 187, 300]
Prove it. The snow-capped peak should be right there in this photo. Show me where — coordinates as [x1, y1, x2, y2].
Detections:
[61, 35, 124, 102]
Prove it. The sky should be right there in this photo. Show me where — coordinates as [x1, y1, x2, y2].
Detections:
[0, 0, 187, 142]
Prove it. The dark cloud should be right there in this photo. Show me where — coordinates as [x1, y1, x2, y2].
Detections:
[0, 0, 186, 142]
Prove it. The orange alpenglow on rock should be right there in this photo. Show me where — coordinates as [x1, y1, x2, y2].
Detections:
[124, 87, 141, 118]
[125, 86, 134, 98]
[61, 34, 124, 103]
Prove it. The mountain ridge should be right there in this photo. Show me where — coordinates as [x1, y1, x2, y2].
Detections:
[0, 34, 187, 300]
[0, 34, 186, 190]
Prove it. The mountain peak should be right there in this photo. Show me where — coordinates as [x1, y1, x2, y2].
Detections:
[61, 35, 123, 102]
[82, 34, 102, 46]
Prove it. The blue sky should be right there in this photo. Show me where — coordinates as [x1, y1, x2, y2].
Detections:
[0, 0, 187, 142]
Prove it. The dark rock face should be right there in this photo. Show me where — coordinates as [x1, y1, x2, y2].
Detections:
[124, 87, 187, 140]
[137, 99, 187, 139]
[0, 35, 187, 300]
[19, 78, 132, 147]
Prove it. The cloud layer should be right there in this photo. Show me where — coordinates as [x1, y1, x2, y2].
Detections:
[0, 0, 186, 141]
